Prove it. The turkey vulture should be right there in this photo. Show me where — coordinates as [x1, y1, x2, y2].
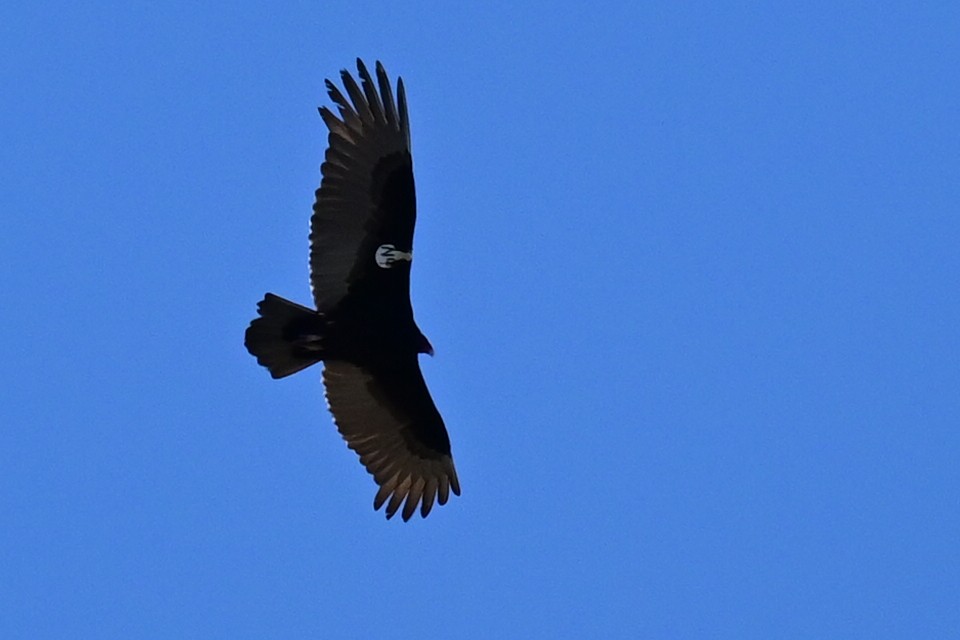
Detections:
[244, 59, 459, 521]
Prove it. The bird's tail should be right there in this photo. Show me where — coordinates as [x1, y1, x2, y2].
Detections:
[245, 293, 327, 379]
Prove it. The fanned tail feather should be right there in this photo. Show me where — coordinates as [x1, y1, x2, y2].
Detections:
[245, 294, 326, 379]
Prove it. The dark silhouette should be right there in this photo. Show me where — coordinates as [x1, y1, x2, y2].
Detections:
[245, 60, 459, 521]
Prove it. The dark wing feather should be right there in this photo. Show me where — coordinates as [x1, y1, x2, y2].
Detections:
[323, 358, 460, 521]
[310, 59, 415, 312]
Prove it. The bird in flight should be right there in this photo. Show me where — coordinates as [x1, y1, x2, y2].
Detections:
[245, 59, 459, 521]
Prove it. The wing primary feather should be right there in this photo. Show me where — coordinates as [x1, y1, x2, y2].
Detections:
[374, 479, 395, 511]
[420, 477, 438, 518]
[385, 472, 414, 519]
[438, 475, 450, 505]
[375, 61, 399, 129]
[324, 80, 362, 133]
[397, 77, 410, 146]
[340, 68, 375, 125]
[379, 469, 401, 493]
[402, 477, 426, 521]
[324, 80, 352, 115]
[401, 495, 417, 522]
[318, 107, 351, 141]
[385, 491, 405, 520]
[449, 468, 462, 496]
[356, 58, 386, 125]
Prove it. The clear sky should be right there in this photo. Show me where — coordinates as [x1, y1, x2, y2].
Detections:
[2, 2, 958, 638]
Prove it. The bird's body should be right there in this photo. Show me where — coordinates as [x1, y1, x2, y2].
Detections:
[245, 60, 459, 521]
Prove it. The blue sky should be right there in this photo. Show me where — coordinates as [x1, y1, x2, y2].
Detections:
[2, 2, 958, 638]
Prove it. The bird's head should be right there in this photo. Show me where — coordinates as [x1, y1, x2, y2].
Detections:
[418, 332, 435, 357]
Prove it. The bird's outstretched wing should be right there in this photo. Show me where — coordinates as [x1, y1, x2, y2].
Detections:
[310, 59, 416, 312]
[322, 358, 460, 521]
